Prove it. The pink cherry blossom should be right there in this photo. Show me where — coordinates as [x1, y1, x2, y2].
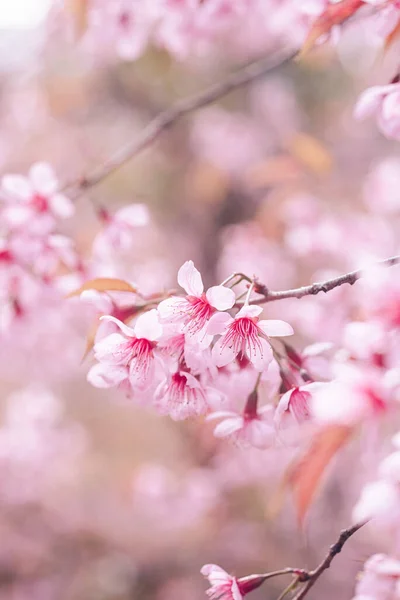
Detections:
[158, 260, 235, 344]
[212, 304, 293, 371]
[154, 370, 220, 420]
[207, 404, 275, 449]
[354, 82, 400, 140]
[0, 162, 74, 235]
[93, 203, 150, 254]
[357, 268, 400, 330]
[353, 432, 400, 525]
[92, 309, 162, 391]
[311, 363, 392, 426]
[87, 362, 131, 391]
[352, 554, 400, 600]
[364, 157, 400, 214]
[82, 0, 157, 61]
[201, 564, 269, 600]
[201, 564, 243, 600]
[275, 382, 324, 426]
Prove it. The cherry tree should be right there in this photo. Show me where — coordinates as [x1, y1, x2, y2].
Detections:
[1, 0, 400, 599]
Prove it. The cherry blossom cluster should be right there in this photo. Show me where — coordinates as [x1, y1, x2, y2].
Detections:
[60, 0, 400, 140]
[2, 2, 400, 598]
[87, 260, 298, 434]
[63, 0, 330, 61]
[0, 163, 76, 330]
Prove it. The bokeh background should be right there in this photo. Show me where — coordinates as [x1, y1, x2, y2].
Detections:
[0, 2, 399, 599]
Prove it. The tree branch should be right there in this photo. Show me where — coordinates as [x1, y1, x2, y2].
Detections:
[69, 47, 297, 195]
[249, 254, 400, 305]
[290, 522, 365, 600]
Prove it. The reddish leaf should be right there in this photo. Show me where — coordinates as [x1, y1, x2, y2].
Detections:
[67, 278, 137, 298]
[81, 321, 100, 362]
[286, 424, 353, 525]
[299, 0, 364, 58]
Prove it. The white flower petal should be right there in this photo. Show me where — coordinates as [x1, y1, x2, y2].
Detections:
[247, 337, 273, 371]
[29, 162, 58, 195]
[134, 309, 162, 341]
[177, 260, 204, 296]
[212, 337, 237, 368]
[1, 175, 32, 201]
[100, 315, 136, 337]
[258, 319, 294, 337]
[206, 285, 235, 310]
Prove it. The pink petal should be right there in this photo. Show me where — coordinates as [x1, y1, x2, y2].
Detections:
[177, 260, 204, 296]
[100, 315, 136, 337]
[1, 175, 32, 201]
[94, 333, 132, 364]
[381, 90, 400, 121]
[129, 357, 155, 389]
[213, 417, 244, 438]
[353, 480, 399, 523]
[201, 564, 230, 583]
[246, 337, 273, 371]
[2, 204, 31, 226]
[353, 86, 388, 120]
[374, 557, 400, 576]
[29, 162, 58, 195]
[379, 451, 400, 482]
[134, 309, 162, 341]
[116, 203, 150, 227]
[231, 579, 243, 600]
[206, 285, 235, 310]
[258, 319, 294, 337]
[212, 337, 237, 368]
[301, 381, 326, 394]
[244, 420, 274, 449]
[180, 370, 202, 390]
[235, 304, 263, 320]
[274, 389, 293, 426]
[87, 363, 128, 388]
[206, 311, 233, 335]
[206, 410, 238, 421]
[158, 296, 187, 322]
[80, 290, 114, 314]
[48, 193, 75, 219]
[379, 91, 400, 140]
[303, 342, 333, 356]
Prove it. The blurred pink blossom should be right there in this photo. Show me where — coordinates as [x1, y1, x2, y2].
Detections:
[354, 82, 400, 140]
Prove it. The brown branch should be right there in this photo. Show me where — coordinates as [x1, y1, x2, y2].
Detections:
[69, 47, 297, 195]
[290, 522, 365, 600]
[248, 254, 400, 305]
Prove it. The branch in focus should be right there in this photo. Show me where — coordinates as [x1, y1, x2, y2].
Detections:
[291, 522, 365, 600]
[249, 254, 400, 305]
[69, 48, 297, 195]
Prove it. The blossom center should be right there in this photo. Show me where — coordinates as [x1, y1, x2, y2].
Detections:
[31, 194, 49, 213]
[128, 338, 155, 373]
[184, 294, 214, 333]
[222, 316, 262, 356]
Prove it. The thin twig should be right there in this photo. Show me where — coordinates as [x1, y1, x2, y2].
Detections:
[245, 255, 400, 305]
[276, 576, 301, 600]
[69, 48, 297, 195]
[248, 568, 305, 582]
[291, 523, 365, 600]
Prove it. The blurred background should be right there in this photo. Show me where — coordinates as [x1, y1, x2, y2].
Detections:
[0, 2, 399, 599]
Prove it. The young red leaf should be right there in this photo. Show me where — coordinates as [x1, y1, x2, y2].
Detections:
[67, 278, 137, 298]
[299, 0, 364, 59]
[286, 424, 353, 525]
